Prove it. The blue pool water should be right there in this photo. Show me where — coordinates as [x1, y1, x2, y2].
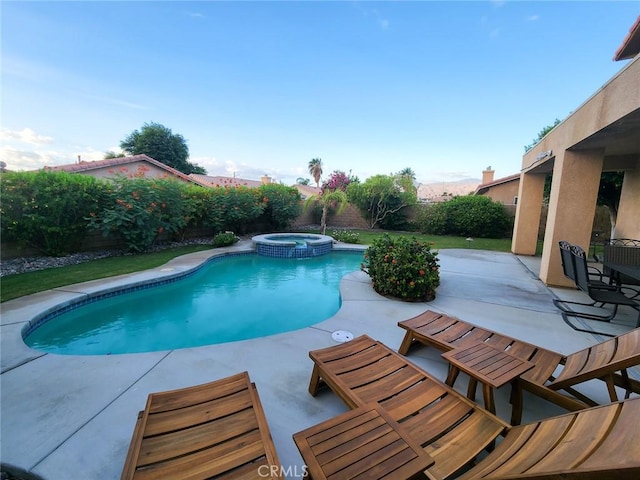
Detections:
[24, 251, 363, 355]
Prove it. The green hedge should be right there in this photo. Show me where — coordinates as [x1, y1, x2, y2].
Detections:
[1, 172, 302, 255]
[414, 195, 513, 238]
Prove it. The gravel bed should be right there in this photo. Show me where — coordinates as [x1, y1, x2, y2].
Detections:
[0, 238, 216, 277]
[0, 228, 325, 277]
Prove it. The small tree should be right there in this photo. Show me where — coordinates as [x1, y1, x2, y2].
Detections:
[304, 189, 348, 235]
[347, 174, 417, 229]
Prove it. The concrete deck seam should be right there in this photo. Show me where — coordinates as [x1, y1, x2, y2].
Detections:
[0, 352, 48, 375]
[28, 350, 174, 471]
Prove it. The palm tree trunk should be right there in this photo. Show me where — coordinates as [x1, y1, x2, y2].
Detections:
[321, 205, 328, 235]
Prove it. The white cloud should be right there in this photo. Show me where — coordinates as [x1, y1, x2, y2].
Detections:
[0, 128, 53, 145]
[527, 15, 540, 22]
[1, 145, 67, 171]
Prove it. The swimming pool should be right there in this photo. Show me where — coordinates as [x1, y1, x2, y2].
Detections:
[23, 251, 364, 355]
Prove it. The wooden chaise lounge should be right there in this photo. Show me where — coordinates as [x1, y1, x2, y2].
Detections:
[456, 397, 640, 479]
[398, 310, 640, 424]
[120, 371, 282, 479]
[308, 335, 511, 480]
[307, 334, 640, 479]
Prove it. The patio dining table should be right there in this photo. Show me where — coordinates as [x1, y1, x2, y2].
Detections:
[604, 263, 640, 283]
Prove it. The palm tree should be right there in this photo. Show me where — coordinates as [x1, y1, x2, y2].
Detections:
[397, 167, 416, 179]
[304, 189, 348, 235]
[308, 158, 323, 188]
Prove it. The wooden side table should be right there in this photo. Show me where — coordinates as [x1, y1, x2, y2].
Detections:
[442, 343, 534, 416]
[293, 403, 434, 480]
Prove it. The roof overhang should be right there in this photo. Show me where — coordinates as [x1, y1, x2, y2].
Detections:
[614, 15, 640, 61]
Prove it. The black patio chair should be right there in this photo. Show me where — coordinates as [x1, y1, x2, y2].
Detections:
[571, 244, 638, 325]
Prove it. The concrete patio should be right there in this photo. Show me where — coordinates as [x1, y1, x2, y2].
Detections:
[1, 241, 638, 479]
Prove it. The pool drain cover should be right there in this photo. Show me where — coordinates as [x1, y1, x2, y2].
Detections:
[331, 330, 354, 343]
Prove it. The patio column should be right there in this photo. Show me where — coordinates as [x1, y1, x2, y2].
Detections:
[539, 149, 604, 286]
[615, 166, 640, 239]
[512, 172, 545, 256]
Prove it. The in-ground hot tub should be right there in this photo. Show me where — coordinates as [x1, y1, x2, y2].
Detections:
[252, 233, 334, 258]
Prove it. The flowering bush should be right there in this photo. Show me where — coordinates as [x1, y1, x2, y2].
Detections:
[88, 176, 192, 252]
[331, 229, 360, 244]
[361, 234, 440, 302]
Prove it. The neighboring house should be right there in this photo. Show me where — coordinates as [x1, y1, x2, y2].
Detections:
[474, 168, 521, 205]
[43, 154, 208, 187]
[189, 173, 267, 188]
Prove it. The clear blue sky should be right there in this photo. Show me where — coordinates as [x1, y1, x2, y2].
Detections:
[1, 1, 638, 185]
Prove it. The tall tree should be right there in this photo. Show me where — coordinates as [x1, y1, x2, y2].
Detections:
[120, 122, 206, 175]
[524, 119, 561, 152]
[397, 167, 416, 179]
[104, 151, 125, 159]
[308, 158, 323, 187]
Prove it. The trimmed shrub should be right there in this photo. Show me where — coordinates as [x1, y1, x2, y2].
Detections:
[443, 195, 512, 238]
[257, 184, 302, 230]
[212, 231, 239, 247]
[186, 185, 265, 235]
[0, 171, 103, 256]
[414, 203, 448, 235]
[362, 234, 440, 302]
[331, 229, 360, 244]
[414, 196, 512, 238]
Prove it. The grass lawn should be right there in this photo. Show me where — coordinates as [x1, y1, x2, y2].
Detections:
[0, 232, 514, 303]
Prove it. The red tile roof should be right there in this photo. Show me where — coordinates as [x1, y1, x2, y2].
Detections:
[474, 173, 521, 195]
[188, 174, 263, 188]
[43, 154, 206, 186]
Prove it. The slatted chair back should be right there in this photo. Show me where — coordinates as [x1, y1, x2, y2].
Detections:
[549, 328, 640, 393]
[397, 310, 640, 424]
[559, 240, 577, 282]
[457, 398, 640, 479]
[571, 244, 593, 293]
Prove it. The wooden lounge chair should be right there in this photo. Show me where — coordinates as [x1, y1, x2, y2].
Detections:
[308, 335, 511, 480]
[457, 397, 640, 479]
[398, 310, 640, 424]
[120, 371, 282, 480]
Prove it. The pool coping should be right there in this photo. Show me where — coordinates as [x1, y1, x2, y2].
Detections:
[1, 239, 367, 373]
